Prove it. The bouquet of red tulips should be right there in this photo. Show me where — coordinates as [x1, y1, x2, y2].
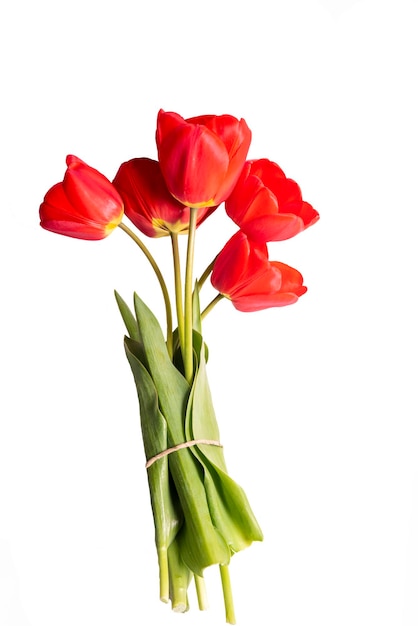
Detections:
[39, 109, 319, 623]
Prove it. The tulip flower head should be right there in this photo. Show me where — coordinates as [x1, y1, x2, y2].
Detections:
[225, 158, 319, 243]
[113, 158, 215, 237]
[40, 155, 124, 240]
[156, 109, 252, 209]
[211, 230, 307, 312]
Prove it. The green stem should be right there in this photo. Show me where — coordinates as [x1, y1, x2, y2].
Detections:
[183, 208, 198, 385]
[118, 222, 173, 358]
[220, 564, 236, 625]
[157, 546, 169, 603]
[201, 293, 224, 320]
[194, 574, 208, 611]
[197, 256, 217, 290]
[167, 539, 190, 613]
[170, 233, 185, 355]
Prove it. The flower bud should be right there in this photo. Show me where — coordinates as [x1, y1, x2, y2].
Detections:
[40, 155, 124, 240]
[211, 230, 307, 312]
[226, 159, 319, 242]
[156, 110, 251, 209]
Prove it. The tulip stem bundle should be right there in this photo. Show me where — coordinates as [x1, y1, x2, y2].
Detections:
[120, 205, 240, 619]
[39, 108, 319, 623]
[116, 213, 254, 623]
[119, 205, 241, 619]
[119, 199, 246, 620]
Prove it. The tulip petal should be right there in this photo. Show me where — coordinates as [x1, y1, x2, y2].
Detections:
[226, 173, 269, 223]
[113, 158, 216, 237]
[63, 155, 123, 224]
[298, 201, 321, 229]
[242, 214, 305, 242]
[156, 110, 251, 208]
[234, 263, 283, 298]
[246, 158, 286, 188]
[39, 156, 124, 240]
[231, 291, 301, 312]
[226, 174, 306, 241]
[156, 109, 185, 145]
[40, 183, 111, 240]
[225, 158, 319, 243]
[211, 231, 268, 296]
[211, 230, 307, 312]
[270, 261, 307, 297]
[188, 116, 252, 203]
[158, 124, 229, 208]
[114, 158, 186, 237]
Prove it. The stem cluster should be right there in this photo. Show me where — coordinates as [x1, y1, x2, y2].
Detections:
[117, 217, 261, 623]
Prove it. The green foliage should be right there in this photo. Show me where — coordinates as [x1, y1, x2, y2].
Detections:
[116, 292, 263, 612]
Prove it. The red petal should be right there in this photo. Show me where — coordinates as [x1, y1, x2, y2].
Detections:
[226, 172, 272, 223]
[114, 158, 187, 236]
[40, 184, 108, 240]
[271, 261, 307, 296]
[231, 291, 301, 312]
[211, 231, 268, 295]
[63, 155, 123, 224]
[234, 262, 282, 298]
[188, 115, 251, 160]
[158, 124, 229, 207]
[299, 201, 320, 228]
[243, 214, 305, 242]
[156, 110, 186, 146]
[246, 158, 286, 187]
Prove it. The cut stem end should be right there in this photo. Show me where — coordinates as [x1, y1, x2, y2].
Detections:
[220, 564, 236, 624]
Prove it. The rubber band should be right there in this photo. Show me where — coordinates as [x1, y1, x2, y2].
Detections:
[146, 439, 223, 469]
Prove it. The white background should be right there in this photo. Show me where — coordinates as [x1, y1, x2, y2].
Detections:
[1, 0, 418, 624]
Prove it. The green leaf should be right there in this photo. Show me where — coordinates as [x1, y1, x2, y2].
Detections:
[124, 336, 172, 470]
[132, 294, 231, 575]
[185, 343, 263, 554]
[124, 337, 181, 601]
[133, 293, 189, 443]
[114, 290, 140, 342]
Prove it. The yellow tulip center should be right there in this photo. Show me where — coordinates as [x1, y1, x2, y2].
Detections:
[105, 209, 124, 236]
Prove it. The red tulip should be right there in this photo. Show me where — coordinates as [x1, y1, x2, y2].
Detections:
[225, 159, 319, 243]
[156, 109, 251, 209]
[211, 231, 307, 312]
[113, 158, 216, 237]
[40, 155, 124, 240]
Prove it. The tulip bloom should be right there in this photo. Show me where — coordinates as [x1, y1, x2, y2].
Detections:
[156, 109, 251, 209]
[211, 231, 307, 312]
[225, 159, 319, 243]
[40, 155, 124, 240]
[113, 158, 216, 237]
